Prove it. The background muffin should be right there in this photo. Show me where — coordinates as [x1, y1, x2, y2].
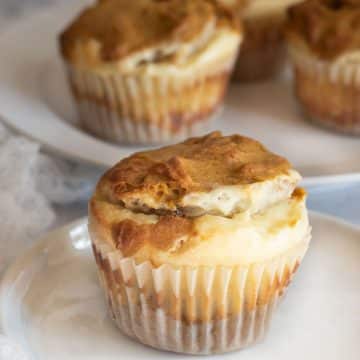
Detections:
[286, 0, 360, 135]
[89, 132, 311, 355]
[59, 0, 241, 145]
[220, 0, 304, 82]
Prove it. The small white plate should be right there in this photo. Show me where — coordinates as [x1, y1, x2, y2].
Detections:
[1, 1, 360, 186]
[1, 213, 360, 359]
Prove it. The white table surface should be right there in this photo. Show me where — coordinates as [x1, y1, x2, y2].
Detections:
[0, 0, 359, 229]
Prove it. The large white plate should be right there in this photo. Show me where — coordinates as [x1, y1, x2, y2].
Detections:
[1, 213, 360, 359]
[1, 1, 360, 185]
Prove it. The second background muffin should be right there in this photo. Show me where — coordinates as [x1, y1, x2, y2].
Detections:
[219, 0, 304, 82]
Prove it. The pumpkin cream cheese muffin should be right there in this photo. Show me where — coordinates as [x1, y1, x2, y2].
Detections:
[59, 0, 241, 144]
[286, 0, 360, 134]
[89, 132, 311, 354]
[219, 0, 304, 81]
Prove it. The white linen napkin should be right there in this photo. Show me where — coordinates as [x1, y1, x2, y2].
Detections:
[0, 122, 99, 273]
[0, 336, 28, 360]
[0, 123, 55, 273]
[0, 122, 100, 357]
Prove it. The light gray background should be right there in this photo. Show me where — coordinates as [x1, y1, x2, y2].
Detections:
[0, 0, 359, 227]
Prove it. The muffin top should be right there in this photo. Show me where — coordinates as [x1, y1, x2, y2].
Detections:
[60, 0, 240, 70]
[286, 0, 360, 60]
[90, 132, 309, 267]
[95, 131, 299, 217]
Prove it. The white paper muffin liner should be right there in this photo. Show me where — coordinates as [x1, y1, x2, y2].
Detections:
[288, 45, 360, 86]
[90, 234, 310, 355]
[288, 45, 360, 135]
[65, 53, 237, 145]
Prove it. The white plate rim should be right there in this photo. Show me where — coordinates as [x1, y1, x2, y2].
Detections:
[1, 2, 360, 187]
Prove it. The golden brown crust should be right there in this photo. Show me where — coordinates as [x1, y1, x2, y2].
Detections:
[112, 216, 194, 257]
[89, 196, 199, 258]
[60, 0, 239, 66]
[95, 131, 291, 210]
[286, 0, 360, 60]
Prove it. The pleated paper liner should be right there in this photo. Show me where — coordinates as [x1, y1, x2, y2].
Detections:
[91, 234, 310, 355]
[65, 52, 237, 145]
[289, 45, 360, 135]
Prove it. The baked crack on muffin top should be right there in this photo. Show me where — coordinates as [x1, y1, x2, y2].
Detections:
[94, 131, 299, 216]
[286, 0, 360, 60]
